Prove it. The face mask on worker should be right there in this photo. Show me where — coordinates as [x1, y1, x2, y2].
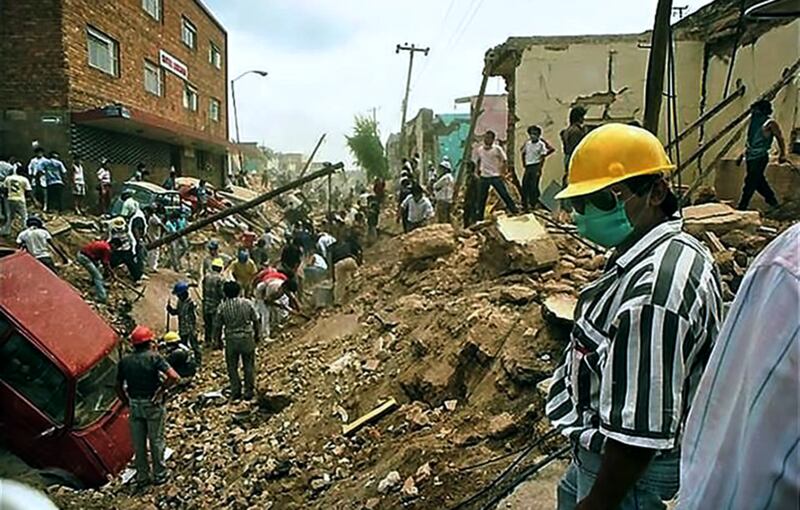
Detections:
[571, 187, 650, 248]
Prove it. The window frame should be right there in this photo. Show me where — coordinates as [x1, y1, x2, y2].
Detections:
[143, 59, 163, 96]
[142, 0, 161, 21]
[209, 41, 222, 69]
[86, 26, 119, 77]
[209, 97, 221, 122]
[183, 83, 199, 112]
[181, 17, 197, 50]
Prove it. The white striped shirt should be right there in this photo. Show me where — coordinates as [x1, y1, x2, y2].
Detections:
[546, 219, 722, 452]
[679, 223, 799, 510]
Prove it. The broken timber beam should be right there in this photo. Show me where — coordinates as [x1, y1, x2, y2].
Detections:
[643, 0, 674, 135]
[147, 162, 343, 250]
[665, 83, 746, 150]
[342, 397, 398, 436]
[453, 65, 491, 203]
[675, 58, 800, 178]
[298, 133, 327, 178]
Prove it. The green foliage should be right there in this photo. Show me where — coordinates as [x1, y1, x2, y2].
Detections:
[346, 115, 389, 181]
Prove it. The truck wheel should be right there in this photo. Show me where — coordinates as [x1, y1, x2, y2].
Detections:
[38, 468, 84, 490]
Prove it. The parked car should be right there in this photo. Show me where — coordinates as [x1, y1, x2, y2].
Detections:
[0, 249, 134, 487]
[109, 181, 185, 217]
[175, 177, 231, 213]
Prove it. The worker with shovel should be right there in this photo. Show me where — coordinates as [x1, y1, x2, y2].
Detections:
[166, 281, 200, 368]
[117, 325, 179, 490]
[545, 124, 722, 510]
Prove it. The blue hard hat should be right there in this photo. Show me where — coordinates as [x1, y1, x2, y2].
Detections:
[207, 239, 219, 250]
[172, 281, 190, 295]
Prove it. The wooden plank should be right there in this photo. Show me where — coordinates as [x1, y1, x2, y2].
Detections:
[704, 231, 726, 253]
[342, 397, 398, 436]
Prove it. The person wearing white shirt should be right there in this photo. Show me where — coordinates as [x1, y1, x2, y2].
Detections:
[96, 158, 112, 214]
[28, 148, 46, 210]
[1, 166, 32, 236]
[317, 231, 337, 260]
[72, 155, 86, 214]
[399, 184, 433, 232]
[678, 223, 799, 510]
[473, 130, 518, 220]
[433, 160, 455, 224]
[520, 124, 555, 211]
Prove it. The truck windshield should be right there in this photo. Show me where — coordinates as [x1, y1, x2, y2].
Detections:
[0, 333, 69, 424]
[73, 348, 120, 429]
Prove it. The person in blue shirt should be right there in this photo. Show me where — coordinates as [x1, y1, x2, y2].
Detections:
[42, 152, 67, 213]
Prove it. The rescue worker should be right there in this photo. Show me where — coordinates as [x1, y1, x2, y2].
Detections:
[117, 325, 179, 489]
[545, 124, 722, 509]
[202, 257, 225, 349]
[214, 281, 261, 402]
[201, 239, 231, 278]
[226, 248, 258, 296]
[16, 216, 68, 273]
[160, 331, 197, 379]
[166, 281, 200, 367]
[77, 237, 123, 303]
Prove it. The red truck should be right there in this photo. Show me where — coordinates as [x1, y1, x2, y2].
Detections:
[0, 249, 133, 487]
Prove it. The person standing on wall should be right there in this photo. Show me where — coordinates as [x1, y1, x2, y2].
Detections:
[736, 99, 787, 210]
[474, 130, 519, 220]
[520, 125, 556, 212]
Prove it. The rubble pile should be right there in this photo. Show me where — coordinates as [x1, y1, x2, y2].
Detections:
[47, 206, 790, 509]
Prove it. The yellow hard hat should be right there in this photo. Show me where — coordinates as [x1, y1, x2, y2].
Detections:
[162, 331, 181, 344]
[211, 257, 225, 269]
[556, 123, 674, 200]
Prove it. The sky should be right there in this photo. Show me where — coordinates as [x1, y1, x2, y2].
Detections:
[205, 0, 715, 167]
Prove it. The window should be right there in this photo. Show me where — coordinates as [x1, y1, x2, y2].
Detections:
[183, 84, 198, 111]
[142, 0, 160, 20]
[0, 334, 69, 424]
[144, 60, 163, 96]
[86, 27, 118, 76]
[209, 42, 222, 69]
[181, 17, 197, 49]
[73, 349, 120, 428]
[209, 98, 221, 122]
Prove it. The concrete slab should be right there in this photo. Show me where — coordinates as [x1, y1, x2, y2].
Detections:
[543, 294, 577, 325]
[682, 203, 761, 237]
[480, 214, 559, 274]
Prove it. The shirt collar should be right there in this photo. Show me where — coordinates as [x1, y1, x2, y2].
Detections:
[612, 218, 683, 270]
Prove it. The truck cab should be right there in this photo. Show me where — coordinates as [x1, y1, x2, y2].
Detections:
[0, 250, 133, 488]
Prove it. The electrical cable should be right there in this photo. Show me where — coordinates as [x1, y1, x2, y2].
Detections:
[457, 427, 559, 472]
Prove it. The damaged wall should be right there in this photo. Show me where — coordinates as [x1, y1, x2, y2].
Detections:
[511, 35, 704, 189]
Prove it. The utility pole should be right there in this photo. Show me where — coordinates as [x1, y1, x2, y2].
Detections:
[643, 0, 673, 135]
[396, 43, 429, 159]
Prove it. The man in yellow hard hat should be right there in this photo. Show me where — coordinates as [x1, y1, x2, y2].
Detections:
[545, 124, 723, 510]
[160, 331, 197, 378]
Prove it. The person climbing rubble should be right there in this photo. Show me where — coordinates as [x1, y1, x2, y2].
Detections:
[201, 239, 232, 278]
[164, 211, 188, 272]
[16, 216, 68, 273]
[545, 123, 722, 510]
[736, 99, 788, 211]
[433, 160, 454, 224]
[474, 130, 518, 219]
[77, 237, 123, 304]
[108, 216, 141, 282]
[226, 248, 258, 296]
[520, 124, 555, 212]
[160, 331, 197, 379]
[166, 281, 200, 367]
[202, 257, 225, 349]
[214, 281, 261, 402]
[117, 325, 179, 490]
[253, 268, 300, 340]
[399, 184, 433, 232]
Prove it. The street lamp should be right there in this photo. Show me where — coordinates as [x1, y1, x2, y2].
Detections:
[230, 70, 268, 185]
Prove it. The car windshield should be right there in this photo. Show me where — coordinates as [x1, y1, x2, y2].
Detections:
[73, 348, 120, 429]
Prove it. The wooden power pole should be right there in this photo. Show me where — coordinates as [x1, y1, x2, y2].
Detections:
[643, 0, 674, 134]
[396, 43, 429, 158]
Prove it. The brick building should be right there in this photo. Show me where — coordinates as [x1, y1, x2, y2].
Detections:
[0, 0, 229, 203]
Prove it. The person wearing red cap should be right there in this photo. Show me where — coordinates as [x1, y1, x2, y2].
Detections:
[117, 325, 179, 490]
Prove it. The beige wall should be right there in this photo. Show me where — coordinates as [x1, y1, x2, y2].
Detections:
[511, 20, 797, 196]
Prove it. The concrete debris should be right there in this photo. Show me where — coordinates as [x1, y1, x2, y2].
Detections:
[479, 214, 559, 275]
[401, 476, 419, 499]
[494, 284, 538, 305]
[487, 412, 518, 439]
[377, 471, 402, 494]
[542, 294, 578, 325]
[405, 402, 432, 430]
[415, 462, 432, 482]
[443, 400, 458, 412]
[328, 352, 359, 374]
[683, 203, 761, 237]
[400, 223, 457, 264]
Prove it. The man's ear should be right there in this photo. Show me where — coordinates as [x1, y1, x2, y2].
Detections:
[649, 178, 669, 207]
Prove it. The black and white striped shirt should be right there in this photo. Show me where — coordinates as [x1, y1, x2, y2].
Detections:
[546, 219, 722, 453]
[214, 297, 260, 344]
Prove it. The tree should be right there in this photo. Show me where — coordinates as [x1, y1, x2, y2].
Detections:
[346, 115, 389, 181]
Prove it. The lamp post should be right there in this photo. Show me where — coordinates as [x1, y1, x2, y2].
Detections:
[231, 70, 268, 184]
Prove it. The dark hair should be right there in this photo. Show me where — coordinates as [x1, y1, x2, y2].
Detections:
[411, 184, 423, 195]
[137, 162, 145, 170]
[34, 147, 45, 154]
[283, 278, 299, 293]
[133, 342, 151, 352]
[256, 238, 266, 247]
[569, 106, 587, 125]
[281, 243, 303, 269]
[623, 174, 679, 217]
[223, 280, 241, 298]
[527, 125, 542, 135]
[484, 130, 496, 139]
[109, 237, 123, 249]
[627, 119, 643, 128]
[751, 99, 772, 116]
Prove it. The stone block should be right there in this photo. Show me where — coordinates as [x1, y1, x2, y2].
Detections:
[479, 214, 559, 275]
[682, 203, 761, 237]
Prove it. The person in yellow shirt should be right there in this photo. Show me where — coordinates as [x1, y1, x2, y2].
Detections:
[225, 248, 258, 296]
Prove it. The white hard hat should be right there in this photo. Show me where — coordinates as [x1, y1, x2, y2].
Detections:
[439, 160, 452, 171]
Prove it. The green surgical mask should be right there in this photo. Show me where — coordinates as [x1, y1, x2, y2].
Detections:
[572, 201, 634, 248]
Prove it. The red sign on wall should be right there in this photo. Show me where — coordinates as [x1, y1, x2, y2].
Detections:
[159, 50, 189, 81]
